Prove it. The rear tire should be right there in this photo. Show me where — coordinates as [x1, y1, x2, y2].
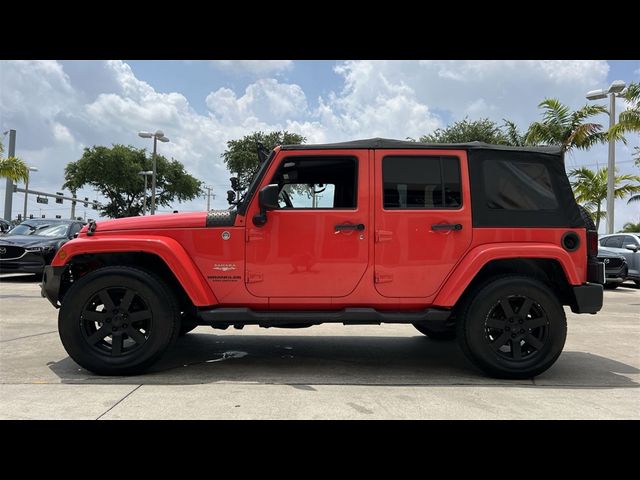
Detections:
[58, 266, 180, 376]
[413, 324, 456, 340]
[456, 276, 567, 379]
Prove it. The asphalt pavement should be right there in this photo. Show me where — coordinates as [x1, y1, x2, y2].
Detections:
[1, 273, 638, 419]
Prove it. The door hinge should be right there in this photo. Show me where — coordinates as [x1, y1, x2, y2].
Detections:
[375, 230, 393, 243]
[374, 272, 393, 283]
[246, 272, 264, 283]
[247, 229, 264, 242]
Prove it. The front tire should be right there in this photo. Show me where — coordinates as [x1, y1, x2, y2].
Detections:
[456, 276, 567, 379]
[58, 266, 180, 375]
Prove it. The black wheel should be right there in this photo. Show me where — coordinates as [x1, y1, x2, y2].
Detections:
[413, 324, 456, 340]
[58, 266, 180, 375]
[604, 283, 619, 290]
[456, 276, 567, 379]
[179, 315, 199, 336]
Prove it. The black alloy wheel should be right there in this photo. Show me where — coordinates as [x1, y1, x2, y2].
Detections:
[80, 287, 152, 357]
[483, 295, 549, 361]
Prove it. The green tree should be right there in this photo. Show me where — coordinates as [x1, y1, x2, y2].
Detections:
[620, 222, 640, 233]
[525, 99, 608, 152]
[222, 131, 306, 190]
[0, 140, 29, 183]
[608, 82, 640, 165]
[609, 82, 640, 138]
[569, 166, 640, 231]
[63, 144, 202, 218]
[419, 118, 525, 145]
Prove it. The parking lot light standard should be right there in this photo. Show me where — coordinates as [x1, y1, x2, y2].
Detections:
[586, 80, 627, 234]
[138, 170, 153, 215]
[138, 130, 170, 215]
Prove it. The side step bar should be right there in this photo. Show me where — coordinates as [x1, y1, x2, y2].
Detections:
[196, 307, 451, 328]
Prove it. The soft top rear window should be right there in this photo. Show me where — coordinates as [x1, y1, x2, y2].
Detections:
[483, 160, 558, 210]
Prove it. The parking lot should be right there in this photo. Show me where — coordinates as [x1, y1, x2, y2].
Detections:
[1, 273, 638, 419]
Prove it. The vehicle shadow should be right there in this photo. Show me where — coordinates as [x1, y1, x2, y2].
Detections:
[0, 274, 41, 283]
[46, 332, 640, 388]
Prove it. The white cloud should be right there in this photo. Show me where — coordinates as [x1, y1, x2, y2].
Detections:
[211, 60, 293, 76]
[1, 59, 637, 230]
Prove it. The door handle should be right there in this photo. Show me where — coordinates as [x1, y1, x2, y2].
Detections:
[431, 223, 463, 231]
[335, 223, 365, 232]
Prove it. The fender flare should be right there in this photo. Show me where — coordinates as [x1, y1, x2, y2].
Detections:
[52, 235, 218, 306]
[434, 243, 582, 307]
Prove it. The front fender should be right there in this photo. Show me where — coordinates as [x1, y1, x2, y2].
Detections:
[433, 243, 582, 307]
[52, 235, 218, 306]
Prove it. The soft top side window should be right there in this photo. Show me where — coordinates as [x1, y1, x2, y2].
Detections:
[269, 156, 357, 209]
[483, 160, 558, 210]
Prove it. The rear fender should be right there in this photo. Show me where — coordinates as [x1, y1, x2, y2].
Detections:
[434, 243, 582, 307]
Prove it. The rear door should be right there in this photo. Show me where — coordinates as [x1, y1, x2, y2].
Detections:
[373, 149, 472, 297]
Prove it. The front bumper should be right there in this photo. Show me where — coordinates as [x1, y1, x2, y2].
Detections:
[41, 265, 66, 308]
[0, 252, 46, 274]
[570, 283, 603, 314]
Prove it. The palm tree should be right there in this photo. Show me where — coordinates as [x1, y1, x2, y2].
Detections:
[525, 99, 608, 152]
[620, 222, 640, 233]
[569, 166, 640, 231]
[0, 140, 28, 183]
[609, 82, 640, 137]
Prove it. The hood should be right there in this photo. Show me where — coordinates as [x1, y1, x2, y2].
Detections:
[87, 212, 209, 233]
[0, 235, 65, 247]
[597, 248, 626, 259]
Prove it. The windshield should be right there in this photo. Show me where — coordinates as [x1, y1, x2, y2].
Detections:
[6, 224, 44, 236]
[35, 224, 69, 237]
[238, 150, 275, 213]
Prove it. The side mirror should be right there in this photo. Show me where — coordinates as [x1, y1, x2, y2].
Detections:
[253, 184, 279, 227]
[624, 244, 639, 252]
[227, 190, 236, 204]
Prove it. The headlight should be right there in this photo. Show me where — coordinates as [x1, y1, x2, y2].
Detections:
[26, 246, 55, 253]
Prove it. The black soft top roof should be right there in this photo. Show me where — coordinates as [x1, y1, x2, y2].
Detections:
[281, 137, 562, 156]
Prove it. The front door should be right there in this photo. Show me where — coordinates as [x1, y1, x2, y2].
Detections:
[245, 151, 369, 298]
[374, 149, 472, 298]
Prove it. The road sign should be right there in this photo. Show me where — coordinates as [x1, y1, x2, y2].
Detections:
[36, 196, 49, 204]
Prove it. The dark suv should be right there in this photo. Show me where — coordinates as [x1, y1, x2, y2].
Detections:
[42, 139, 604, 378]
[0, 219, 85, 274]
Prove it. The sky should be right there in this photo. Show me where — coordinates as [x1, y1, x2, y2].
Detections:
[1, 59, 639, 231]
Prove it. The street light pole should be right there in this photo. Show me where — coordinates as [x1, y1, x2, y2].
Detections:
[138, 170, 152, 215]
[586, 80, 626, 234]
[22, 166, 38, 220]
[151, 135, 157, 215]
[3, 129, 16, 221]
[607, 91, 616, 235]
[138, 130, 169, 216]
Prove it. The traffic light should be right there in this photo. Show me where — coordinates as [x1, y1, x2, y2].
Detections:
[92, 200, 98, 210]
[17, 214, 22, 221]
[29, 214, 33, 219]
[84, 197, 89, 207]
[56, 192, 64, 204]
[55, 215, 61, 219]
[41, 215, 45, 218]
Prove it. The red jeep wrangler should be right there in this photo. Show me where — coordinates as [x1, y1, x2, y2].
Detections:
[42, 138, 604, 378]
